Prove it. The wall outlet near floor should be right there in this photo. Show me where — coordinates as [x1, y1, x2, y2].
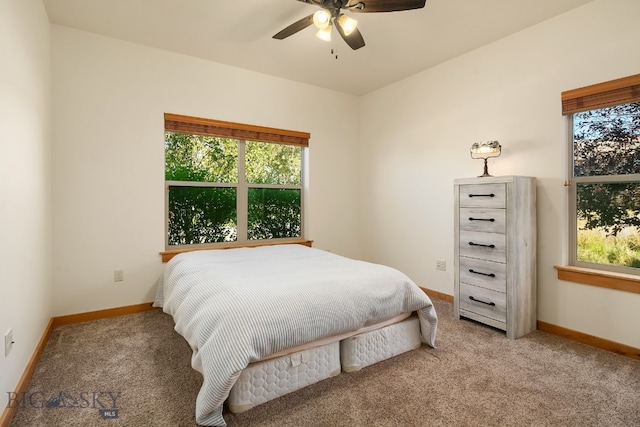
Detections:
[5, 328, 13, 357]
[436, 259, 447, 271]
[114, 269, 124, 282]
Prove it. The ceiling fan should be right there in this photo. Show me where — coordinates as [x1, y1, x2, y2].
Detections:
[273, 0, 427, 50]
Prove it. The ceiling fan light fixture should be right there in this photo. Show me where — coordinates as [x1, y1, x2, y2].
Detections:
[337, 14, 358, 36]
[316, 25, 332, 42]
[273, 0, 426, 50]
[313, 10, 331, 30]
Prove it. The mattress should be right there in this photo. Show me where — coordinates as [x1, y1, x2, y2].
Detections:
[340, 315, 421, 372]
[227, 341, 341, 413]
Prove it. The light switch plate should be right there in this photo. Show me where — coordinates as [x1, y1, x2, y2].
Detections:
[5, 328, 13, 357]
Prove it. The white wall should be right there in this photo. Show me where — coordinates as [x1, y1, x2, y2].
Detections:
[359, 0, 640, 347]
[0, 0, 52, 402]
[50, 25, 362, 316]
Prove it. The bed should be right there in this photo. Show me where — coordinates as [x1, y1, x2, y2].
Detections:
[154, 244, 438, 426]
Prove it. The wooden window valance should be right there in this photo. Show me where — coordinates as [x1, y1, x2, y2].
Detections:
[561, 73, 640, 115]
[164, 113, 310, 147]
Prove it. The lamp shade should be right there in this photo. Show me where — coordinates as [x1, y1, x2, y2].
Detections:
[313, 10, 331, 30]
[337, 14, 358, 36]
[470, 140, 501, 159]
[316, 25, 332, 42]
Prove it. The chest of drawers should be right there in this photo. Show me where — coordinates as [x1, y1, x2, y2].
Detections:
[454, 176, 536, 339]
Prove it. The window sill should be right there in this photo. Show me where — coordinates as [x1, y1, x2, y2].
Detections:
[160, 239, 313, 263]
[554, 265, 640, 294]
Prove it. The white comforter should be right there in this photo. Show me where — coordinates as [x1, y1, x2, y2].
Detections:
[154, 244, 438, 426]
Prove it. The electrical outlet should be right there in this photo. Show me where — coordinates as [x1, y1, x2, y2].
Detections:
[436, 259, 446, 271]
[114, 269, 124, 282]
[5, 328, 13, 357]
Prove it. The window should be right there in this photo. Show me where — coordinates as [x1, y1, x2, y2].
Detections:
[562, 74, 640, 275]
[164, 113, 309, 249]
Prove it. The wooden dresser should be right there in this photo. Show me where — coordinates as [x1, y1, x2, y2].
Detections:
[454, 176, 537, 339]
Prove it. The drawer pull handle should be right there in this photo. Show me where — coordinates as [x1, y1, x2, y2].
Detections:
[469, 296, 496, 306]
[468, 242, 495, 248]
[469, 269, 496, 278]
[469, 217, 495, 222]
[468, 193, 495, 198]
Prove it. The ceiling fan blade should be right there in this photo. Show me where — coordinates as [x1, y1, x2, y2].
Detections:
[273, 13, 314, 40]
[347, 0, 426, 13]
[336, 25, 365, 50]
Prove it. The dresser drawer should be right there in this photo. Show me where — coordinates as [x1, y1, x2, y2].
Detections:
[459, 230, 506, 263]
[459, 283, 507, 324]
[459, 208, 506, 233]
[459, 256, 506, 293]
[459, 184, 506, 208]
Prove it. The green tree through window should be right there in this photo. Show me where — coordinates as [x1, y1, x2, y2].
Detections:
[572, 101, 640, 270]
[165, 129, 304, 247]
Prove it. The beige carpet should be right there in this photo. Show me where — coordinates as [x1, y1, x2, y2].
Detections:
[9, 300, 640, 426]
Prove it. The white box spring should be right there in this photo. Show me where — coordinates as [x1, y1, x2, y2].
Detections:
[227, 341, 340, 413]
[340, 316, 421, 372]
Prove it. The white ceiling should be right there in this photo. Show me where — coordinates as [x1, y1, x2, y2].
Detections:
[43, 0, 594, 95]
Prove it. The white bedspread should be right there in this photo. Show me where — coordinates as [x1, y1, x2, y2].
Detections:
[154, 244, 438, 426]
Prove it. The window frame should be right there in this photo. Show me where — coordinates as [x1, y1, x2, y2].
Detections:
[163, 113, 309, 251]
[559, 74, 640, 288]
